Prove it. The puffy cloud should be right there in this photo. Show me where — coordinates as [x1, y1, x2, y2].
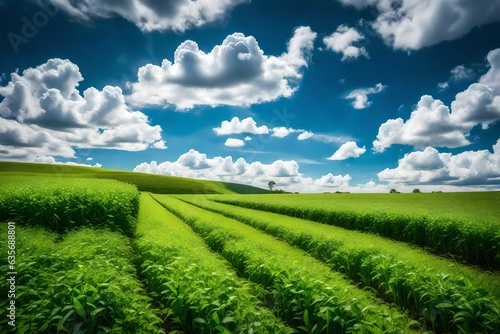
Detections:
[437, 82, 449, 91]
[271, 127, 298, 138]
[480, 48, 500, 94]
[297, 130, 314, 140]
[327, 141, 366, 160]
[152, 140, 167, 149]
[214, 118, 326, 143]
[134, 149, 352, 192]
[314, 173, 352, 187]
[374, 48, 500, 152]
[126, 26, 317, 109]
[346, 83, 386, 109]
[450, 65, 475, 82]
[323, 25, 368, 61]
[373, 96, 470, 152]
[0, 58, 164, 161]
[47, 0, 247, 32]
[224, 138, 245, 147]
[378, 140, 500, 186]
[339, 0, 500, 50]
[214, 117, 269, 135]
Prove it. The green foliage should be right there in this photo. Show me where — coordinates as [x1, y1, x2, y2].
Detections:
[181, 197, 500, 333]
[211, 193, 500, 270]
[0, 225, 164, 333]
[0, 161, 269, 194]
[136, 193, 291, 333]
[152, 195, 417, 334]
[0, 176, 139, 235]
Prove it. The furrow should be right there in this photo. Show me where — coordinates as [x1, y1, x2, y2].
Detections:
[152, 194, 419, 334]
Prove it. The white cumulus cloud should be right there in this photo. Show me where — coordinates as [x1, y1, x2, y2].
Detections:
[314, 173, 352, 187]
[224, 138, 245, 147]
[378, 140, 500, 186]
[374, 48, 500, 152]
[133, 149, 352, 193]
[272, 127, 298, 138]
[327, 141, 366, 160]
[297, 130, 314, 140]
[346, 83, 386, 109]
[214, 117, 269, 135]
[323, 25, 368, 61]
[46, 0, 247, 32]
[0, 58, 164, 162]
[126, 26, 317, 109]
[339, 0, 500, 50]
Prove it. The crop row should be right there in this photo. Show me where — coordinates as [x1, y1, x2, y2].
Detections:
[0, 176, 139, 235]
[136, 193, 290, 333]
[0, 224, 163, 333]
[183, 196, 500, 333]
[152, 195, 418, 334]
[213, 196, 500, 270]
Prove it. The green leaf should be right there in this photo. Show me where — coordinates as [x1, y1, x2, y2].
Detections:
[90, 307, 106, 316]
[212, 312, 220, 325]
[194, 318, 207, 324]
[435, 302, 454, 309]
[303, 309, 310, 327]
[73, 297, 86, 319]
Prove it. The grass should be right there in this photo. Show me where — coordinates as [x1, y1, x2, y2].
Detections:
[0, 161, 269, 194]
[152, 194, 419, 334]
[180, 195, 500, 333]
[0, 225, 164, 333]
[0, 176, 139, 235]
[135, 193, 291, 333]
[211, 193, 500, 270]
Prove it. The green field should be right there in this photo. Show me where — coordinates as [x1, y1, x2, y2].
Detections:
[210, 193, 500, 270]
[0, 161, 270, 194]
[1, 164, 499, 333]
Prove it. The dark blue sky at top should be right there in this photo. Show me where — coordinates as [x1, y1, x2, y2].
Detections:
[1, 0, 499, 191]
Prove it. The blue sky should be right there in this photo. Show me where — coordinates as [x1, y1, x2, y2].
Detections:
[1, 0, 500, 192]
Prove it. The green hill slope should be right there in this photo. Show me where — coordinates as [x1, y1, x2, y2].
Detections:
[0, 161, 270, 194]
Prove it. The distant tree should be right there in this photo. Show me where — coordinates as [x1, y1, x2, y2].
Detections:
[412, 188, 421, 193]
[390, 188, 398, 193]
[268, 181, 276, 191]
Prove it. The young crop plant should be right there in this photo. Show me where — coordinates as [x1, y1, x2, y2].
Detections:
[0, 176, 139, 235]
[179, 196, 500, 334]
[135, 193, 292, 333]
[152, 195, 420, 334]
[212, 193, 500, 270]
[0, 224, 164, 333]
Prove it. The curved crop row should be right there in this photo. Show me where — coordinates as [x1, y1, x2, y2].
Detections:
[0, 225, 163, 333]
[136, 193, 291, 333]
[0, 176, 139, 235]
[182, 196, 500, 333]
[152, 195, 419, 334]
[212, 196, 500, 270]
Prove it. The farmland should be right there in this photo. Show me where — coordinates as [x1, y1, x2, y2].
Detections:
[1, 164, 499, 333]
[0, 161, 270, 194]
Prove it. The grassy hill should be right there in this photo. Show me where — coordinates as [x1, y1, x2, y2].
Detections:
[0, 161, 270, 194]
